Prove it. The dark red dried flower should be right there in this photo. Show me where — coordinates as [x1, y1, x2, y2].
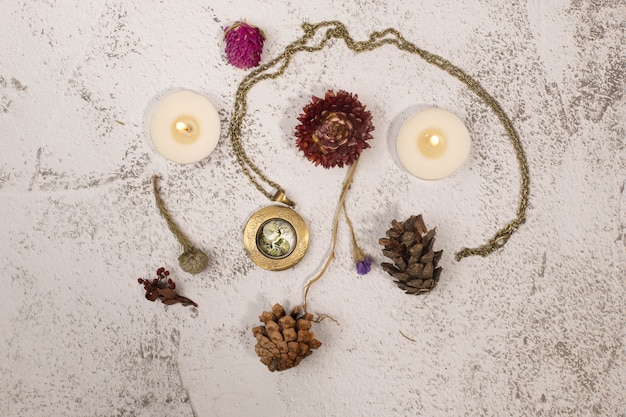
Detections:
[223, 21, 265, 70]
[295, 90, 374, 168]
[137, 268, 198, 308]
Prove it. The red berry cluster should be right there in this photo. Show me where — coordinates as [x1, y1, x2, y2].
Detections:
[138, 267, 172, 301]
[137, 267, 197, 308]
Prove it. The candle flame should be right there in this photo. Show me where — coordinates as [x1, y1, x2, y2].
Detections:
[176, 121, 191, 133]
[417, 128, 447, 159]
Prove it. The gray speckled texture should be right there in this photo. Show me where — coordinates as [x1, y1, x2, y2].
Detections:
[1, 1, 625, 416]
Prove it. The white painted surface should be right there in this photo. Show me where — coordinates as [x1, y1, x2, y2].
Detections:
[1, 1, 624, 416]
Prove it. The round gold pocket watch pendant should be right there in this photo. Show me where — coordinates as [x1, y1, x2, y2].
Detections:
[243, 204, 309, 271]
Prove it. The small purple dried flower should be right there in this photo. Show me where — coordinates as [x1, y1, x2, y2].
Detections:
[352, 241, 372, 275]
[356, 257, 372, 275]
[223, 21, 266, 70]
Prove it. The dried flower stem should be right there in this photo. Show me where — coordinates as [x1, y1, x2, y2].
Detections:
[343, 201, 366, 262]
[399, 330, 417, 343]
[152, 175, 209, 274]
[153, 175, 194, 251]
[302, 158, 359, 310]
[313, 314, 340, 325]
[343, 200, 371, 275]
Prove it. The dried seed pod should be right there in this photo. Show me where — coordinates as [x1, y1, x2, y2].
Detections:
[178, 247, 209, 275]
[380, 215, 443, 295]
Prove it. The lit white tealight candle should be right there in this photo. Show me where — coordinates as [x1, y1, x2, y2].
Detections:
[149, 91, 220, 164]
[397, 108, 471, 180]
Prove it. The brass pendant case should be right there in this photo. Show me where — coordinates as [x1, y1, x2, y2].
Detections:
[243, 206, 309, 271]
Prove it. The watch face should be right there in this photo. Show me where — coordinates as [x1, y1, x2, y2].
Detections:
[244, 206, 309, 271]
[256, 218, 297, 259]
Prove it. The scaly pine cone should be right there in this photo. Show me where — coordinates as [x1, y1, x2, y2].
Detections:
[252, 303, 322, 372]
[379, 215, 443, 295]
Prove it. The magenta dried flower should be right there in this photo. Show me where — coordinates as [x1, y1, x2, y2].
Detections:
[223, 21, 266, 70]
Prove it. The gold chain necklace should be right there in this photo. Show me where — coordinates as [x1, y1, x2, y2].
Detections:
[229, 21, 530, 263]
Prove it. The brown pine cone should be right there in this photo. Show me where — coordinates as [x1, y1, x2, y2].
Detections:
[252, 303, 322, 372]
[379, 214, 443, 295]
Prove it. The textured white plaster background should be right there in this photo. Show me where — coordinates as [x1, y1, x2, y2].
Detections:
[1, 0, 625, 416]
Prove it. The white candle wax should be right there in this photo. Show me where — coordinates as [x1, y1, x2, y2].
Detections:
[397, 108, 471, 180]
[149, 91, 220, 164]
